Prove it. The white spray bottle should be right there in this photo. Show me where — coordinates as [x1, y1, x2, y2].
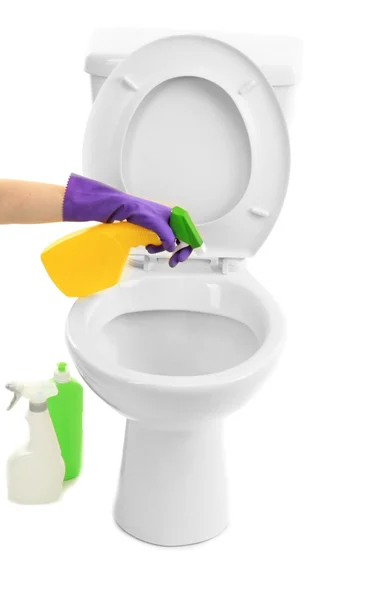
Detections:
[6, 380, 65, 504]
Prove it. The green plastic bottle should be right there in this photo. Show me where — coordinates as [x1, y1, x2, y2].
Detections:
[47, 362, 83, 481]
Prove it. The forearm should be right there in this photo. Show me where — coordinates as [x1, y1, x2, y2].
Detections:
[0, 179, 65, 224]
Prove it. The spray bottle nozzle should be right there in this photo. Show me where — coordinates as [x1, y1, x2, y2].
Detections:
[5, 381, 58, 411]
[5, 383, 22, 411]
[169, 207, 206, 257]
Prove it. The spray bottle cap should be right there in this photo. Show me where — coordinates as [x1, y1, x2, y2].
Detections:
[54, 362, 71, 383]
[6, 381, 58, 412]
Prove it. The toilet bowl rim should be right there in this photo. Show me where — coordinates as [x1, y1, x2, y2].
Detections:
[66, 275, 285, 388]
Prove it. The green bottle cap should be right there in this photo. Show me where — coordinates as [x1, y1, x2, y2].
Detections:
[57, 362, 67, 373]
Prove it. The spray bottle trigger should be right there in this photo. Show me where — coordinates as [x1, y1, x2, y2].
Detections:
[171, 240, 207, 259]
[5, 383, 22, 411]
[171, 240, 189, 258]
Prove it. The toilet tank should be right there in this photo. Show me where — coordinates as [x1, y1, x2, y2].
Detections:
[85, 30, 302, 125]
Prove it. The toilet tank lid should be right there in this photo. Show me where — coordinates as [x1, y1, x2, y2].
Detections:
[85, 31, 302, 86]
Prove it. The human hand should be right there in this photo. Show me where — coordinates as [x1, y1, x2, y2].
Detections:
[63, 174, 193, 266]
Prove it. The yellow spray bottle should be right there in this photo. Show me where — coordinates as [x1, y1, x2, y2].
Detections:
[41, 207, 204, 297]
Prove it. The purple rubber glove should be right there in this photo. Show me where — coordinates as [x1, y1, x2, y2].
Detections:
[163, 245, 192, 268]
[63, 173, 192, 267]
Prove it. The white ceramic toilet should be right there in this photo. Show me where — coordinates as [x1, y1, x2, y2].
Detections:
[67, 31, 301, 546]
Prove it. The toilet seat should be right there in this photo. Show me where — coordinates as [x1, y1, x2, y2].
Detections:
[83, 35, 290, 259]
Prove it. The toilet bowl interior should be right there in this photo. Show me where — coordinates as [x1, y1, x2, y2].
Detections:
[100, 310, 259, 376]
[76, 277, 272, 378]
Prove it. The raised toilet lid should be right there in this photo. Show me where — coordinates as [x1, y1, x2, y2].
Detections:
[83, 35, 290, 258]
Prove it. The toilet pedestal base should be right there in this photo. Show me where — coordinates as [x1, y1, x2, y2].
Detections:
[114, 419, 229, 546]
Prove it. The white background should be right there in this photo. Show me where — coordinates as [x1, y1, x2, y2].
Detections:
[0, 1, 384, 599]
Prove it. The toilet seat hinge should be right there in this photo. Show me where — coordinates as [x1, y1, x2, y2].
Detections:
[143, 255, 158, 271]
[219, 258, 230, 275]
[213, 257, 245, 274]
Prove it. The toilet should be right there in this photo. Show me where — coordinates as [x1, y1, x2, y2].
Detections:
[67, 32, 302, 546]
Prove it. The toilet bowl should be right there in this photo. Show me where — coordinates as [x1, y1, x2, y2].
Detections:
[67, 32, 300, 546]
[67, 264, 285, 545]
